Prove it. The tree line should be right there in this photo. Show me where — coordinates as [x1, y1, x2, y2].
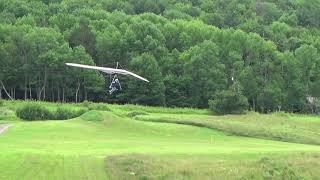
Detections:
[0, 0, 319, 113]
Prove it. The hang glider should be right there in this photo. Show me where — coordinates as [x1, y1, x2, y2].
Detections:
[66, 62, 149, 95]
[65, 63, 149, 82]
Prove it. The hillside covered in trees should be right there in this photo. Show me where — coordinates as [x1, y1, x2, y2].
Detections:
[0, 0, 319, 113]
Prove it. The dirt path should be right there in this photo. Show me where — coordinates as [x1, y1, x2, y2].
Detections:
[0, 124, 11, 134]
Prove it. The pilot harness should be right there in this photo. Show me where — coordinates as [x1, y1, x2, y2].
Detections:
[108, 62, 122, 95]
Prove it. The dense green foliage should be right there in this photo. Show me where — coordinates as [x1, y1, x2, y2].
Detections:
[15, 102, 87, 120]
[126, 110, 148, 117]
[81, 100, 111, 111]
[55, 106, 87, 120]
[0, 0, 320, 113]
[209, 90, 248, 114]
[16, 103, 53, 120]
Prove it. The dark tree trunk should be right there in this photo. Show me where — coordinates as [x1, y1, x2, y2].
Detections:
[24, 77, 27, 100]
[11, 88, 16, 100]
[51, 87, 54, 102]
[62, 87, 65, 102]
[29, 81, 32, 100]
[37, 76, 41, 100]
[84, 87, 88, 101]
[57, 88, 60, 102]
[43, 67, 47, 100]
[75, 79, 80, 103]
[83, 77, 87, 101]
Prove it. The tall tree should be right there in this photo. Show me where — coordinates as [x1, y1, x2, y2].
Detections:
[124, 53, 165, 106]
[182, 40, 227, 107]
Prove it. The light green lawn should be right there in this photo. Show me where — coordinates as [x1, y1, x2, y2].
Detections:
[0, 102, 320, 179]
[1, 111, 319, 156]
[136, 112, 320, 145]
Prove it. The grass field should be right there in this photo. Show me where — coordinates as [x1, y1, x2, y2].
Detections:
[135, 112, 320, 145]
[0, 100, 319, 179]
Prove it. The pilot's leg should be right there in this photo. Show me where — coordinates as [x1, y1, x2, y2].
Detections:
[109, 87, 117, 94]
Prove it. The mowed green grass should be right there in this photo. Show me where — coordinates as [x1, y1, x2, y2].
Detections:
[135, 112, 320, 145]
[0, 102, 319, 179]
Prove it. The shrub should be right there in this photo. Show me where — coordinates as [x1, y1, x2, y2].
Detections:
[16, 103, 53, 120]
[73, 108, 88, 117]
[209, 90, 248, 114]
[0, 99, 3, 107]
[54, 107, 87, 120]
[127, 111, 149, 117]
[82, 100, 92, 108]
[16, 103, 88, 121]
[89, 103, 110, 111]
[82, 101, 110, 111]
[55, 107, 74, 120]
[271, 111, 291, 117]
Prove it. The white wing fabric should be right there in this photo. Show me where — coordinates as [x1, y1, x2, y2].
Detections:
[66, 63, 149, 82]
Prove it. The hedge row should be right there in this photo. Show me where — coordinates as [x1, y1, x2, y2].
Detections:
[16, 104, 87, 121]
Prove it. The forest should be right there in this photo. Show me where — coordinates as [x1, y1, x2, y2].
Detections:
[0, 0, 319, 113]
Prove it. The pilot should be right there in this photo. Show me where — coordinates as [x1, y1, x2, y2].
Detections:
[109, 78, 121, 94]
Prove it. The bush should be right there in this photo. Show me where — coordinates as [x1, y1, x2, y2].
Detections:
[0, 99, 4, 107]
[16, 103, 88, 121]
[82, 101, 110, 111]
[127, 111, 149, 117]
[89, 103, 110, 111]
[54, 107, 87, 120]
[82, 100, 92, 108]
[55, 107, 71, 120]
[209, 90, 248, 114]
[16, 103, 53, 120]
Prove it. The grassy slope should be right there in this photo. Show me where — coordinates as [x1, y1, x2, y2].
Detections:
[106, 153, 320, 180]
[0, 101, 319, 179]
[135, 112, 320, 145]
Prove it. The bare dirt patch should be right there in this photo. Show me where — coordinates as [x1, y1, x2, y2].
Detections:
[0, 124, 11, 134]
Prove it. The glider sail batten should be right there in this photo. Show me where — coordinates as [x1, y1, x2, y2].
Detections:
[65, 63, 149, 82]
[126, 71, 149, 82]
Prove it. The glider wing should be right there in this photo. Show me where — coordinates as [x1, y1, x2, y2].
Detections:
[66, 63, 149, 82]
